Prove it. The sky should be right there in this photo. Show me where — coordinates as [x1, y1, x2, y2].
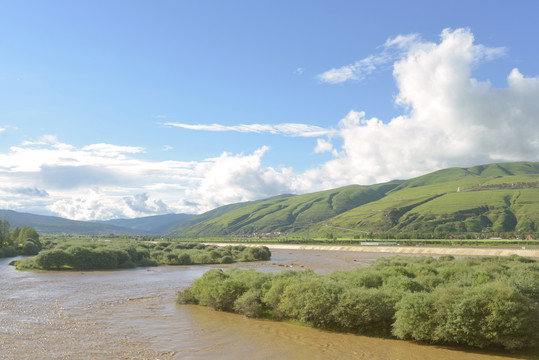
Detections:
[1, 0, 539, 220]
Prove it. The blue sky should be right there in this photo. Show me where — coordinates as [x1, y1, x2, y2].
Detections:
[1, 1, 539, 220]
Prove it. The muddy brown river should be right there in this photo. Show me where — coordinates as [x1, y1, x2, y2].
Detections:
[0, 250, 530, 359]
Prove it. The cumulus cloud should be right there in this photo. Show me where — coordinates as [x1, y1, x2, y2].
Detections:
[49, 190, 122, 221]
[186, 146, 293, 211]
[123, 193, 170, 216]
[162, 122, 335, 137]
[0, 137, 296, 219]
[0, 138, 196, 219]
[314, 138, 333, 154]
[305, 28, 539, 188]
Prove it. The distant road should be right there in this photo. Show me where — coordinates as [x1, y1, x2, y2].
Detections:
[208, 243, 539, 258]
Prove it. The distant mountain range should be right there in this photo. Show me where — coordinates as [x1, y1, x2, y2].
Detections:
[0, 210, 194, 236]
[2, 161, 539, 237]
[93, 213, 193, 235]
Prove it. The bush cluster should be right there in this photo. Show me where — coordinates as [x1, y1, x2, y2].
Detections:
[0, 246, 18, 258]
[149, 243, 270, 265]
[14, 238, 271, 270]
[0, 220, 41, 257]
[16, 244, 155, 270]
[178, 255, 539, 351]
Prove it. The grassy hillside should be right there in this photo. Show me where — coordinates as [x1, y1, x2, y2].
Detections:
[321, 162, 539, 237]
[166, 195, 294, 235]
[174, 182, 402, 237]
[390, 162, 539, 192]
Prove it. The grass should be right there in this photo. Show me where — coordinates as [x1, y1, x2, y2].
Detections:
[177, 184, 395, 237]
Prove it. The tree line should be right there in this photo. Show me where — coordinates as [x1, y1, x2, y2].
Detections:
[178, 255, 539, 351]
[0, 219, 41, 258]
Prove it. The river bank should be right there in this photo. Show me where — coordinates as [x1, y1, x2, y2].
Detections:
[208, 243, 539, 258]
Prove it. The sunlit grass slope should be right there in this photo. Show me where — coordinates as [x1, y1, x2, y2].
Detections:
[170, 162, 539, 237]
[174, 183, 402, 237]
[324, 162, 539, 234]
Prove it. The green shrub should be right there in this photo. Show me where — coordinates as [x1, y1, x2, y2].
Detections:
[332, 288, 397, 336]
[21, 241, 40, 256]
[278, 278, 343, 328]
[178, 255, 539, 351]
[0, 246, 17, 258]
[234, 289, 264, 318]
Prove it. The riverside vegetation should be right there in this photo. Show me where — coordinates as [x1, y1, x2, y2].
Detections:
[13, 237, 271, 270]
[0, 220, 41, 258]
[178, 255, 539, 351]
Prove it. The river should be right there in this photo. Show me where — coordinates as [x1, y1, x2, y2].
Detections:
[0, 250, 529, 359]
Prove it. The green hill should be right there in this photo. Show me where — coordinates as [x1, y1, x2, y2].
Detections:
[169, 162, 539, 238]
[167, 195, 294, 235]
[322, 161, 539, 236]
[172, 182, 402, 237]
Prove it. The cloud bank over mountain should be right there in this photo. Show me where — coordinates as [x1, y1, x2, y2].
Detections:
[308, 28, 538, 188]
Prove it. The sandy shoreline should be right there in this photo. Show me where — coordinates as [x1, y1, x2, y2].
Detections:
[209, 242, 539, 258]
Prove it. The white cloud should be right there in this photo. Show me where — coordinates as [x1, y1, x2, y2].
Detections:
[304, 28, 539, 188]
[383, 33, 421, 49]
[162, 122, 335, 137]
[317, 54, 390, 84]
[317, 29, 506, 85]
[186, 146, 293, 212]
[0, 125, 18, 133]
[49, 190, 122, 221]
[123, 193, 170, 216]
[314, 138, 333, 154]
[81, 143, 145, 157]
[21, 134, 60, 146]
[317, 33, 421, 84]
[295, 67, 304, 75]
[0, 137, 296, 219]
[145, 183, 187, 191]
